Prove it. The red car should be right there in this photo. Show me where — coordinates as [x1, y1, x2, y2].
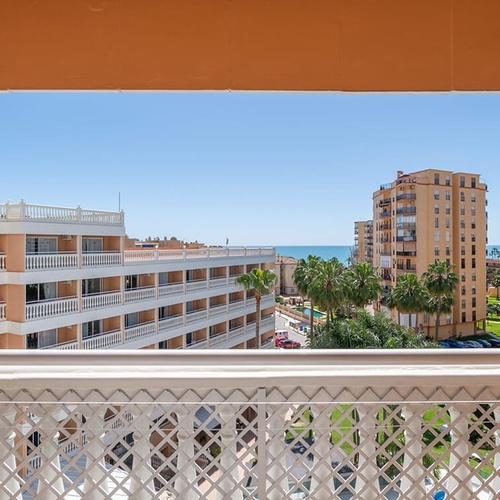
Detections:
[274, 334, 288, 347]
[277, 339, 301, 349]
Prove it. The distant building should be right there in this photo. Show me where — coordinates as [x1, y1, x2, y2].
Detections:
[275, 255, 299, 296]
[354, 220, 374, 265]
[0, 201, 275, 350]
[371, 169, 487, 338]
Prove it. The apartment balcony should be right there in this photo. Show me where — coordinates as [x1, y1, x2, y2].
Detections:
[396, 222, 416, 230]
[25, 296, 79, 321]
[1, 350, 499, 499]
[380, 250, 392, 256]
[397, 265, 417, 272]
[378, 197, 391, 206]
[124, 285, 156, 304]
[0, 253, 5, 271]
[396, 193, 416, 201]
[395, 207, 416, 215]
[82, 252, 122, 267]
[396, 251, 417, 257]
[0, 301, 5, 321]
[379, 210, 391, 218]
[82, 290, 122, 311]
[396, 236, 417, 242]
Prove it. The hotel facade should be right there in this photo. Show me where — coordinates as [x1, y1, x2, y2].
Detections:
[0, 202, 276, 350]
[370, 169, 487, 338]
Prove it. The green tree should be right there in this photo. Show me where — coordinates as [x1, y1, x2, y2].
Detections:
[236, 268, 277, 348]
[489, 247, 500, 259]
[489, 268, 500, 300]
[293, 255, 322, 338]
[344, 262, 383, 311]
[309, 258, 346, 327]
[422, 261, 459, 341]
[386, 273, 429, 329]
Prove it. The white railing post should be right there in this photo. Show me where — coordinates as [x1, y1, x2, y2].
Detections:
[35, 405, 65, 499]
[309, 404, 334, 499]
[492, 407, 500, 494]
[0, 406, 22, 500]
[267, 402, 290, 499]
[128, 406, 155, 499]
[217, 401, 243, 500]
[81, 408, 110, 499]
[355, 404, 380, 499]
[447, 405, 474, 499]
[174, 404, 198, 500]
[400, 405, 427, 499]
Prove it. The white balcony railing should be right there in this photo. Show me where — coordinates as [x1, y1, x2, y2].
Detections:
[186, 279, 207, 292]
[0, 253, 6, 271]
[125, 321, 157, 343]
[209, 304, 227, 318]
[82, 291, 122, 311]
[186, 309, 207, 324]
[209, 277, 227, 287]
[159, 315, 184, 332]
[158, 282, 184, 296]
[124, 286, 156, 304]
[82, 330, 122, 349]
[25, 252, 78, 270]
[25, 297, 79, 320]
[82, 252, 122, 267]
[1, 350, 499, 499]
[0, 302, 5, 321]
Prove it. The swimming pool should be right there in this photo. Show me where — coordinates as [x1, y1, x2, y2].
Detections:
[295, 307, 325, 318]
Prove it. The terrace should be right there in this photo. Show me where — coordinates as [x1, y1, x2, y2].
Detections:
[1, 350, 499, 499]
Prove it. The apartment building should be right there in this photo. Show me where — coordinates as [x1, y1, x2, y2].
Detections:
[275, 254, 299, 296]
[372, 169, 487, 338]
[354, 220, 374, 265]
[0, 202, 275, 350]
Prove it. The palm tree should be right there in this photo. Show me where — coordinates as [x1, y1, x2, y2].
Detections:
[386, 273, 429, 329]
[344, 262, 383, 311]
[293, 255, 322, 338]
[308, 258, 345, 327]
[236, 268, 277, 348]
[489, 268, 500, 300]
[422, 261, 459, 341]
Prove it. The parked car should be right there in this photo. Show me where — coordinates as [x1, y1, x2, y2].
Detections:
[439, 342, 452, 349]
[447, 340, 467, 348]
[462, 340, 483, 348]
[278, 339, 301, 349]
[476, 339, 492, 348]
[487, 338, 500, 347]
[274, 333, 289, 347]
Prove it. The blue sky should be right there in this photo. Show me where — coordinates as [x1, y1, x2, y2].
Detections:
[0, 92, 499, 246]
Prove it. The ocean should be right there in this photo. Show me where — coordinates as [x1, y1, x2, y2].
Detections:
[276, 244, 500, 263]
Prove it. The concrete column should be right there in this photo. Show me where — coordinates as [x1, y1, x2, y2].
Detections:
[36, 405, 65, 499]
[267, 403, 289, 499]
[447, 405, 474, 500]
[309, 404, 335, 499]
[81, 409, 110, 499]
[400, 405, 427, 499]
[354, 404, 379, 500]
[0, 406, 22, 500]
[217, 404, 242, 500]
[174, 405, 198, 500]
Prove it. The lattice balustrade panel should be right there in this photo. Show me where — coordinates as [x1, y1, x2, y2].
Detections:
[0, 385, 499, 499]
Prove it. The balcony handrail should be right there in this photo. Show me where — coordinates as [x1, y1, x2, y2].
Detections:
[82, 289, 121, 298]
[26, 295, 78, 304]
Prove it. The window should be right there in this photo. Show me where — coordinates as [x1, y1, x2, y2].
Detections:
[434, 173, 440, 185]
[445, 190, 451, 201]
[472, 272, 476, 282]
[471, 177, 476, 188]
[445, 175, 450, 186]
[434, 232, 440, 242]
[445, 204, 450, 214]
[125, 275, 138, 289]
[158, 306, 168, 320]
[472, 245, 476, 255]
[186, 332, 193, 346]
[460, 192, 465, 202]
[82, 237, 103, 253]
[82, 320, 101, 338]
[471, 220, 476, 229]
[158, 340, 168, 349]
[472, 258, 476, 269]
[472, 297, 476, 308]
[461, 258, 465, 269]
[462, 312, 466, 322]
[445, 231, 450, 242]
[460, 219, 465, 229]
[461, 286, 466, 296]
[461, 232, 465, 242]
[434, 189, 439, 200]
[446, 246, 450, 256]
[460, 176, 465, 187]
[26, 282, 57, 303]
[125, 312, 139, 327]
[472, 311, 476, 321]
[471, 206, 476, 216]
[461, 246, 465, 256]
[26, 329, 57, 349]
[471, 192, 476, 202]
[461, 272, 466, 282]
[434, 246, 440, 256]
[159, 272, 168, 285]
[461, 299, 466, 309]
[472, 286, 476, 295]
[26, 237, 57, 254]
[434, 204, 439, 214]
[435, 218, 439, 228]
[445, 218, 450, 228]
[82, 278, 101, 296]
[471, 233, 476, 242]
[446, 258, 450, 265]
[460, 206, 465, 215]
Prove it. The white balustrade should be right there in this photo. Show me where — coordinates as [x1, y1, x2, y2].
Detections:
[25, 297, 79, 320]
[209, 333, 229, 348]
[0, 253, 6, 271]
[158, 282, 184, 296]
[82, 291, 122, 311]
[158, 249, 184, 260]
[124, 286, 156, 304]
[125, 322, 157, 342]
[229, 300, 245, 311]
[0, 351, 498, 499]
[82, 330, 122, 349]
[82, 252, 122, 267]
[186, 309, 207, 324]
[0, 302, 5, 321]
[43, 341, 79, 350]
[25, 252, 78, 270]
[209, 277, 227, 287]
[209, 304, 227, 317]
[123, 250, 156, 262]
[185, 339, 208, 349]
[186, 279, 207, 291]
[159, 315, 184, 332]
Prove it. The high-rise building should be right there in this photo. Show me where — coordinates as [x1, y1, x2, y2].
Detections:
[0, 201, 275, 350]
[372, 169, 487, 338]
[354, 220, 374, 265]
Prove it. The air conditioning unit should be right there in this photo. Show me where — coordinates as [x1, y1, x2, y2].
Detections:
[62, 235, 73, 241]
[410, 185, 415, 189]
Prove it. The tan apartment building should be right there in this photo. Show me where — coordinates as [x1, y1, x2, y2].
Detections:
[275, 255, 299, 296]
[0, 201, 275, 350]
[354, 220, 374, 265]
[373, 169, 487, 338]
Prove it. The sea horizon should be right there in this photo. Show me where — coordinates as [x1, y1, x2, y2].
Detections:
[276, 244, 500, 263]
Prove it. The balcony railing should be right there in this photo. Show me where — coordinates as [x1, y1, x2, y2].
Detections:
[379, 211, 391, 218]
[396, 193, 416, 201]
[396, 207, 416, 215]
[25, 296, 79, 321]
[82, 251, 122, 267]
[0, 301, 5, 321]
[124, 285, 156, 303]
[25, 252, 78, 270]
[82, 290, 122, 311]
[82, 330, 122, 349]
[1, 350, 499, 499]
